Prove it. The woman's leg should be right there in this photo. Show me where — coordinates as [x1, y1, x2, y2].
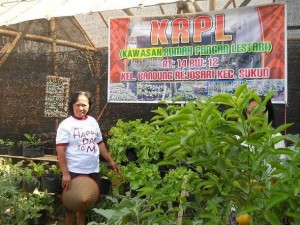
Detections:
[77, 211, 87, 225]
[65, 210, 76, 225]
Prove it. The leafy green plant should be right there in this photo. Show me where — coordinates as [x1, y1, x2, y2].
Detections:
[0, 158, 54, 224]
[23, 133, 42, 146]
[90, 83, 300, 225]
[0, 138, 6, 146]
[149, 83, 298, 224]
[89, 194, 174, 225]
[120, 162, 161, 191]
[28, 161, 49, 177]
[107, 119, 162, 165]
[5, 139, 15, 147]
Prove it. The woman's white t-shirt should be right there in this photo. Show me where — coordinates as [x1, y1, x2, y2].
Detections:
[56, 116, 102, 174]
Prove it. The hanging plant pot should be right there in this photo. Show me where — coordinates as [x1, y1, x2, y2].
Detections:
[23, 144, 44, 158]
[41, 173, 62, 194]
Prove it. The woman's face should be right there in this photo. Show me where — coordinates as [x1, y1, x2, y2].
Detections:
[73, 94, 90, 118]
[247, 100, 259, 118]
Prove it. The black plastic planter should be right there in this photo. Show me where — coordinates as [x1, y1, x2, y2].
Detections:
[0, 145, 8, 155]
[23, 144, 44, 158]
[41, 173, 62, 194]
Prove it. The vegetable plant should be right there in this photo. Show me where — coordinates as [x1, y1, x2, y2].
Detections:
[90, 83, 300, 224]
[23, 133, 42, 146]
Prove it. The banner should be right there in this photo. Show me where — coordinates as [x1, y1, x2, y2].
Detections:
[108, 3, 287, 103]
[44, 76, 70, 117]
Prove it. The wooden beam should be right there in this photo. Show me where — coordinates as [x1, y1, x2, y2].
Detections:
[0, 21, 33, 68]
[55, 18, 74, 42]
[209, 0, 216, 11]
[177, 1, 190, 14]
[233, 0, 236, 8]
[239, 0, 251, 7]
[71, 16, 95, 48]
[223, 0, 234, 9]
[0, 28, 97, 51]
[159, 4, 165, 14]
[49, 18, 58, 76]
[98, 12, 108, 28]
[193, 1, 203, 12]
[123, 8, 134, 16]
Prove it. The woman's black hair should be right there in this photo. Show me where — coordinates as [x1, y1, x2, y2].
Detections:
[68, 91, 94, 115]
[265, 98, 274, 124]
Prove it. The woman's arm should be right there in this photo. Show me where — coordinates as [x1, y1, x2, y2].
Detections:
[99, 141, 120, 173]
[56, 145, 72, 190]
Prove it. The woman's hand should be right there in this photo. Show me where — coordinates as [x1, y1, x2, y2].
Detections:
[109, 161, 120, 173]
[62, 173, 72, 190]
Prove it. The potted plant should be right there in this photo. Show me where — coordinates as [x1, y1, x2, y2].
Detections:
[22, 133, 44, 158]
[41, 164, 62, 194]
[22, 164, 41, 192]
[25, 189, 54, 225]
[99, 163, 112, 195]
[7, 139, 23, 156]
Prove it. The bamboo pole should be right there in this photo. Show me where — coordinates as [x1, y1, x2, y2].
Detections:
[209, 0, 216, 11]
[49, 19, 59, 150]
[0, 28, 97, 51]
[0, 21, 33, 68]
[49, 18, 58, 76]
[177, 175, 188, 225]
[223, 0, 235, 9]
[71, 16, 95, 48]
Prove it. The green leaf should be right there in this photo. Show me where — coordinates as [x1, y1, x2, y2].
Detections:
[236, 205, 258, 215]
[222, 136, 239, 146]
[156, 160, 176, 167]
[140, 209, 163, 220]
[214, 124, 232, 133]
[181, 129, 197, 143]
[234, 83, 247, 97]
[151, 107, 169, 118]
[264, 211, 281, 225]
[274, 123, 294, 133]
[165, 144, 182, 157]
[163, 114, 192, 123]
[248, 131, 266, 140]
[227, 127, 243, 136]
[211, 93, 235, 106]
[160, 140, 179, 149]
[138, 187, 158, 196]
[266, 192, 289, 210]
[93, 208, 115, 219]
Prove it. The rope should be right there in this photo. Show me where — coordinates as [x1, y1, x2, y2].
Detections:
[96, 102, 109, 121]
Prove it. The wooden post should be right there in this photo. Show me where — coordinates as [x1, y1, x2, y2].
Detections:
[49, 18, 59, 154]
[0, 21, 33, 68]
[0, 28, 97, 51]
[49, 18, 57, 76]
[177, 175, 188, 225]
[209, 0, 216, 11]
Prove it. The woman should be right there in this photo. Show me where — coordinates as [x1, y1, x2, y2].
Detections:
[247, 97, 285, 149]
[56, 91, 119, 225]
